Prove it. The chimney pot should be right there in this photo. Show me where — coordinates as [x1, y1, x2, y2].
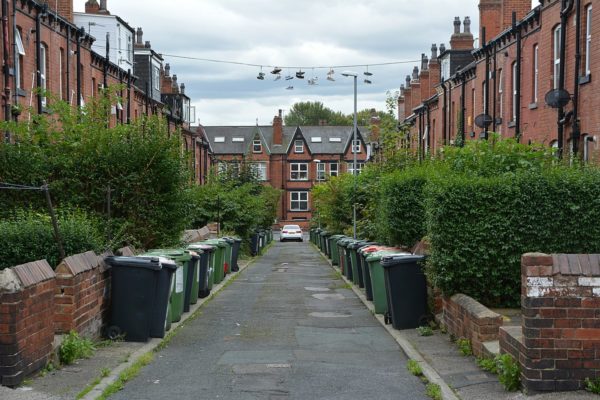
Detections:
[85, 0, 100, 14]
[278, 109, 282, 118]
[136, 27, 143, 45]
[453, 16, 461, 34]
[431, 44, 438, 60]
[439, 43, 446, 53]
[164, 63, 170, 77]
[145, 41, 151, 48]
[99, 0, 107, 10]
[180, 83, 185, 94]
[463, 16, 471, 33]
[412, 66, 419, 81]
[421, 54, 429, 71]
[405, 75, 411, 86]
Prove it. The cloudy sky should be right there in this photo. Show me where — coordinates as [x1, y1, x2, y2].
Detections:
[73, 1, 518, 126]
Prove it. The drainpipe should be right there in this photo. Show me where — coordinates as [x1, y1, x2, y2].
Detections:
[492, 42, 497, 132]
[557, 0, 574, 158]
[76, 28, 83, 108]
[572, 0, 582, 156]
[514, 12, 522, 142]
[126, 68, 131, 123]
[103, 32, 109, 90]
[442, 81, 448, 145]
[35, 6, 43, 114]
[483, 27, 490, 140]
[426, 105, 431, 156]
[2, 0, 11, 123]
[11, 0, 16, 119]
[460, 74, 466, 146]
[66, 27, 70, 105]
[417, 110, 423, 162]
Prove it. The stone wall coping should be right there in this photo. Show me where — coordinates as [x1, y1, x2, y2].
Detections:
[10, 260, 55, 288]
[55, 251, 100, 276]
[450, 293, 502, 320]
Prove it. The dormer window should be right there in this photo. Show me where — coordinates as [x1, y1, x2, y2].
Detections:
[253, 140, 262, 153]
[294, 140, 304, 153]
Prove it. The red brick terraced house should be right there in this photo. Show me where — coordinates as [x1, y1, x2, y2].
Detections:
[398, 0, 599, 162]
[204, 110, 370, 228]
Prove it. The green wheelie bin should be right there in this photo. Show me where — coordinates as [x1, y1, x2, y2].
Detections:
[220, 237, 234, 276]
[202, 239, 227, 284]
[337, 238, 353, 280]
[189, 243, 216, 296]
[142, 249, 192, 322]
[365, 249, 410, 315]
[328, 235, 345, 266]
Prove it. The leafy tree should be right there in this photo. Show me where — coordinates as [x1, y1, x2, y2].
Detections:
[284, 101, 350, 126]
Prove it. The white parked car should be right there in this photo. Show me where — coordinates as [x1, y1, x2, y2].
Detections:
[280, 225, 303, 242]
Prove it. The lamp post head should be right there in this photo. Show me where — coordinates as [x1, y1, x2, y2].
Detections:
[341, 71, 358, 77]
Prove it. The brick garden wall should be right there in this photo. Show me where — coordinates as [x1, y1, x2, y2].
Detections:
[502, 252, 600, 393]
[0, 261, 56, 387]
[54, 252, 111, 338]
[443, 294, 503, 357]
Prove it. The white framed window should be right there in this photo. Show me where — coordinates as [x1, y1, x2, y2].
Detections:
[253, 140, 262, 153]
[290, 163, 308, 180]
[59, 48, 64, 100]
[40, 44, 47, 107]
[153, 66, 160, 91]
[294, 139, 304, 153]
[126, 34, 132, 62]
[217, 162, 227, 174]
[533, 45, 539, 103]
[290, 191, 309, 211]
[311, 137, 322, 143]
[329, 163, 338, 177]
[586, 5, 592, 76]
[253, 162, 267, 181]
[512, 62, 517, 122]
[230, 162, 240, 176]
[347, 162, 364, 175]
[15, 28, 24, 90]
[352, 139, 361, 153]
[232, 137, 244, 142]
[553, 25, 561, 89]
[214, 137, 225, 143]
[316, 163, 326, 181]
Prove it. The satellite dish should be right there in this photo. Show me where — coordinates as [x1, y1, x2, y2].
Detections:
[544, 88, 571, 108]
[474, 113, 493, 128]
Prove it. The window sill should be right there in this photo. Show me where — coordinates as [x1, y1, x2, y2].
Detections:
[579, 74, 591, 85]
[288, 210, 309, 213]
[508, 121, 516, 128]
[528, 103, 538, 110]
[16, 88, 26, 97]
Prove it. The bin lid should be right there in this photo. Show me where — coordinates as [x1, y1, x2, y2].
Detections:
[365, 249, 410, 262]
[104, 255, 173, 271]
[143, 248, 193, 263]
[381, 254, 425, 268]
[349, 240, 374, 250]
[201, 239, 227, 248]
[319, 231, 329, 236]
[187, 244, 215, 253]
[358, 245, 391, 255]
[220, 237, 235, 243]
[329, 234, 345, 240]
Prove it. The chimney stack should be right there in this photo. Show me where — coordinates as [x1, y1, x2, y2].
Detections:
[479, 0, 531, 43]
[53, 0, 73, 22]
[450, 16, 474, 50]
[85, 0, 100, 14]
[273, 109, 283, 145]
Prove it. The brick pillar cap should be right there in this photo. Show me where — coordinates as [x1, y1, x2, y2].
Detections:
[0, 268, 22, 293]
[522, 252, 553, 266]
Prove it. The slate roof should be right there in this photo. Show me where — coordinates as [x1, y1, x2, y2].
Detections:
[204, 125, 369, 155]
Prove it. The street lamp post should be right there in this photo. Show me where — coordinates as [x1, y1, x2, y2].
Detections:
[342, 72, 358, 239]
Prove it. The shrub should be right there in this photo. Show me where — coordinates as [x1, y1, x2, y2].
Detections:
[425, 383, 442, 400]
[0, 210, 104, 269]
[456, 338, 472, 356]
[496, 354, 520, 391]
[59, 330, 95, 365]
[425, 168, 600, 307]
[407, 359, 423, 376]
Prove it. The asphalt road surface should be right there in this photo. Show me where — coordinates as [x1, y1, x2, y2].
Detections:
[111, 238, 428, 399]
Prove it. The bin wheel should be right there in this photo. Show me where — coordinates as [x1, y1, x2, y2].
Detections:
[418, 315, 431, 326]
[106, 325, 122, 340]
[384, 314, 392, 325]
[198, 289, 211, 298]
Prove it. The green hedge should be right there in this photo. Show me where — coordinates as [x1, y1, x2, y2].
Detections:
[377, 166, 437, 247]
[425, 168, 600, 307]
[0, 211, 104, 270]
